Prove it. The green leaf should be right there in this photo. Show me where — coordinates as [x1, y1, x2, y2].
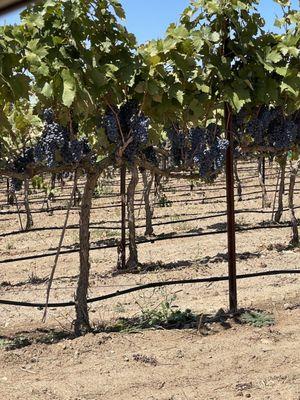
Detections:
[174, 89, 184, 104]
[210, 32, 220, 43]
[266, 50, 282, 63]
[150, 55, 161, 66]
[110, 0, 126, 19]
[191, 32, 204, 51]
[168, 25, 189, 39]
[196, 83, 210, 93]
[61, 69, 76, 107]
[275, 67, 288, 76]
[41, 82, 53, 98]
[281, 80, 299, 96]
[90, 70, 107, 88]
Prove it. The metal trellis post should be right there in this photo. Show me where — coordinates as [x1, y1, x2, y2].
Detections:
[120, 164, 126, 269]
[225, 104, 238, 312]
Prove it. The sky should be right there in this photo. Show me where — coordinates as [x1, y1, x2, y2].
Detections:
[0, 0, 299, 43]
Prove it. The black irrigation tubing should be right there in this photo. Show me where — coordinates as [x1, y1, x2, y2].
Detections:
[2, 205, 300, 238]
[165, 188, 300, 204]
[0, 169, 276, 197]
[0, 172, 282, 208]
[0, 222, 298, 265]
[0, 269, 299, 308]
[1, 185, 296, 216]
[2, 173, 298, 207]
[4, 185, 299, 217]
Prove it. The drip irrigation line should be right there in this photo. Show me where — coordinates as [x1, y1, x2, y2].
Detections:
[0, 169, 280, 202]
[2, 204, 300, 238]
[0, 221, 298, 265]
[0, 284, 140, 292]
[2, 184, 297, 216]
[0, 269, 299, 308]
[1, 174, 289, 205]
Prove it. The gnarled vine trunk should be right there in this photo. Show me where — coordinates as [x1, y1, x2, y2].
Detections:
[117, 164, 127, 271]
[24, 178, 33, 230]
[141, 170, 154, 236]
[74, 171, 99, 336]
[48, 173, 56, 202]
[73, 171, 82, 206]
[274, 155, 287, 223]
[258, 157, 269, 209]
[233, 160, 242, 201]
[7, 179, 14, 205]
[288, 160, 300, 245]
[126, 165, 139, 270]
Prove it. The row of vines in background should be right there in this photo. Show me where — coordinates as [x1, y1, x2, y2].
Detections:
[2, 153, 299, 261]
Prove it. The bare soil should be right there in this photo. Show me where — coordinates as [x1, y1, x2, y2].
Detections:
[0, 160, 299, 400]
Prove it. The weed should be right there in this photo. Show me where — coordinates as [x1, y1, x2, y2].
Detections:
[105, 229, 118, 239]
[27, 272, 47, 285]
[5, 336, 31, 350]
[158, 194, 172, 208]
[176, 222, 192, 232]
[36, 330, 70, 344]
[240, 310, 275, 328]
[170, 214, 181, 221]
[93, 182, 112, 198]
[6, 242, 15, 250]
[0, 338, 9, 348]
[114, 302, 126, 313]
[109, 299, 197, 332]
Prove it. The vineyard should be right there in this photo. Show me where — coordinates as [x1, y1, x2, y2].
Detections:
[1, 162, 300, 399]
[0, 0, 299, 399]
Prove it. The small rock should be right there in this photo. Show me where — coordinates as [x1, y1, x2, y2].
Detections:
[176, 350, 184, 358]
[245, 394, 251, 398]
[283, 303, 292, 310]
[261, 339, 272, 345]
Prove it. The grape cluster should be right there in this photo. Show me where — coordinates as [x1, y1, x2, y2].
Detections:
[34, 108, 91, 167]
[34, 113, 70, 167]
[103, 108, 119, 144]
[189, 127, 206, 156]
[103, 100, 150, 162]
[166, 125, 187, 166]
[193, 131, 229, 182]
[9, 109, 92, 191]
[234, 106, 299, 151]
[269, 120, 297, 149]
[167, 123, 229, 182]
[10, 147, 35, 191]
[246, 119, 264, 145]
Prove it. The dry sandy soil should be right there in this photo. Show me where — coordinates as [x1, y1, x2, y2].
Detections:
[0, 160, 299, 399]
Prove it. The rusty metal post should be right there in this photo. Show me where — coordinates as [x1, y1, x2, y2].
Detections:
[120, 164, 126, 269]
[225, 104, 238, 312]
